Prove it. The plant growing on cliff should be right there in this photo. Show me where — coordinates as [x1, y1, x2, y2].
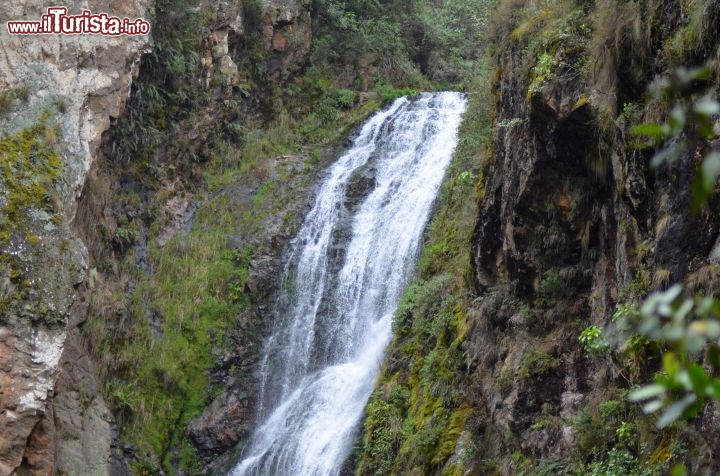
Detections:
[538, 268, 564, 301]
[579, 325, 609, 355]
[528, 51, 558, 95]
[0, 116, 62, 243]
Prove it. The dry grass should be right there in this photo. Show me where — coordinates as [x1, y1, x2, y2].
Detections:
[663, 0, 720, 68]
[653, 268, 672, 289]
[654, 214, 671, 237]
[589, 0, 653, 122]
[487, 0, 531, 50]
[687, 264, 720, 295]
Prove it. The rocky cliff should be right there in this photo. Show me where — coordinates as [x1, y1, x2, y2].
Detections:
[356, 0, 720, 474]
[467, 1, 720, 471]
[0, 1, 150, 473]
[0, 0, 317, 473]
[8, 0, 719, 474]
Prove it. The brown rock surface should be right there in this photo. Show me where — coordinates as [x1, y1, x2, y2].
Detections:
[0, 0, 150, 473]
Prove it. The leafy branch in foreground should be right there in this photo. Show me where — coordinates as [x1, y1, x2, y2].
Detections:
[630, 66, 720, 212]
[627, 285, 720, 428]
[625, 64, 719, 429]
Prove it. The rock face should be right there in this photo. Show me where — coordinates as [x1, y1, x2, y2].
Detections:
[1, 0, 316, 470]
[187, 388, 254, 458]
[464, 3, 720, 473]
[262, 0, 312, 79]
[354, 2, 720, 474]
[199, 0, 312, 92]
[0, 0, 150, 473]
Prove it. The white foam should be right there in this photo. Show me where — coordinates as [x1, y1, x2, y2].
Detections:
[232, 92, 467, 476]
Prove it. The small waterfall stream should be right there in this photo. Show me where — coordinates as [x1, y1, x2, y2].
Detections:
[231, 92, 466, 476]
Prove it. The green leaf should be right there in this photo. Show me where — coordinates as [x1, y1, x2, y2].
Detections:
[671, 463, 688, 476]
[676, 66, 710, 85]
[651, 141, 686, 167]
[687, 363, 710, 393]
[690, 319, 720, 339]
[662, 284, 683, 303]
[695, 297, 717, 317]
[668, 105, 686, 134]
[662, 352, 679, 376]
[642, 399, 663, 413]
[629, 384, 665, 401]
[708, 345, 720, 372]
[694, 98, 720, 117]
[630, 122, 668, 138]
[709, 380, 720, 399]
[701, 153, 720, 191]
[676, 370, 692, 390]
[673, 298, 695, 322]
[657, 394, 696, 428]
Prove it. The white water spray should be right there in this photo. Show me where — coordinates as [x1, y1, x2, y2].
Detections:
[231, 92, 466, 476]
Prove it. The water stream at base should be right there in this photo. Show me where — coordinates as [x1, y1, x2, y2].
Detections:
[230, 92, 466, 476]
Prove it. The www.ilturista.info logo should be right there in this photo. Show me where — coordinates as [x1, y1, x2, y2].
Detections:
[7, 7, 150, 35]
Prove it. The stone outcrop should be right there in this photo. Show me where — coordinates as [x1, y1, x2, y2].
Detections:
[1, 0, 317, 470]
[199, 0, 312, 93]
[0, 0, 150, 473]
[262, 0, 312, 79]
[187, 388, 253, 458]
[464, 3, 720, 473]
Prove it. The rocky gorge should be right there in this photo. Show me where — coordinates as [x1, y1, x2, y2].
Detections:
[1, 0, 720, 475]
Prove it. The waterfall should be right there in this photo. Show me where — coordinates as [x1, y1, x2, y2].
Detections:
[230, 92, 466, 476]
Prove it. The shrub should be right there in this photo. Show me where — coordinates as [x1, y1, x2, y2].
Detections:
[538, 269, 564, 300]
[579, 325, 609, 355]
[518, 348, 561, 380]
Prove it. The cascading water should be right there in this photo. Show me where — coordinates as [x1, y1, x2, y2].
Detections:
[230, 92, 466, 476]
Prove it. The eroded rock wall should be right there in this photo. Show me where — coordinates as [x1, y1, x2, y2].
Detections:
[0, 1, 150, 473]
[466, 0, 720, 472]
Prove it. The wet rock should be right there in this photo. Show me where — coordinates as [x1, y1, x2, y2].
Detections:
[345, 164, 376, 213]
[246, 255, 277, 297]
[187, 390, 254, 457]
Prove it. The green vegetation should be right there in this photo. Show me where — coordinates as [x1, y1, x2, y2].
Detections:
[91, 0, 503, 471]
[21, 0, 714, 473]
[108, 0, 215, 164]
[0, 115, 63, 315]
[538, 269, 564, 301]
[90, 196, 246, 471]
[628, 286, 720, 428]
[310, 0, 495, 89]
[518, 348, 561, 381]
[0, 83, 31, 117]
[630, 66, 720, 211]
[355, 0, 720, 473]
[356, 42, 496, 476]
[662, 0, 720, 68]
[82, 4, 245, 467]
[579, 325, 608, 355]
[622, 65, 720, 440]
[564, 395, 671, 476]
[0, 115, 61, 241]
[89, 0, 391, 472]
[91, 113, 389, 472]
